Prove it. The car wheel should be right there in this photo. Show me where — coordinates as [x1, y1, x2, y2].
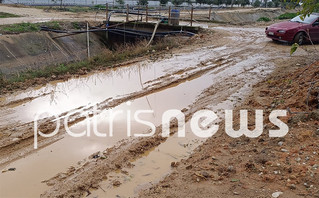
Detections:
[293, 32, 305, 45]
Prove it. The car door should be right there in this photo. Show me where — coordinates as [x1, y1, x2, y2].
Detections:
[309, 17, 319, 41]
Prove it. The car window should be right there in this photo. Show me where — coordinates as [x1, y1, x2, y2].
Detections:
[290, 15, 318, 24]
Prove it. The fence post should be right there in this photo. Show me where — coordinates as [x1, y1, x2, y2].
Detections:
[87, 23, 90, 58]
[126, 4, 129, 22]
[168, 6, 171, 25]
[106, 3, 109, 22]
[146, 5, 148, 22]
[208, 6, 212, 20]
[190, 6, 193, 26]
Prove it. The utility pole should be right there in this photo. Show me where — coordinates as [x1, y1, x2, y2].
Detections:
[190, 5, 193, 26]
[146, 5, 148, 22]
[106, 3, 108, 23]
[126, 4, 129, 22]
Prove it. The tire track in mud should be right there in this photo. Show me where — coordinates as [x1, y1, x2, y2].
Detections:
[41, 43, 286, 197]
[0, 56, 233, 166]
[0, 25, 295, 197]
[40, 56, 275, 198]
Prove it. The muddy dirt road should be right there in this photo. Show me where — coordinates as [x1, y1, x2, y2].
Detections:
[0, 23, 316, 198]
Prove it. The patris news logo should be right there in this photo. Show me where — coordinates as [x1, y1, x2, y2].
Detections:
[34, 102, 288, 148]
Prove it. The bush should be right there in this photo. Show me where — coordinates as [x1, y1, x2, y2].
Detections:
[257, 17, 271, 22]
[273, 0, 280, 7]
[93, 4, 106, 9]
[138, 0, 148, 5]
[160, 0, 169, 4]
[277, 12, 298, 20]
[172, 0, 184, 5]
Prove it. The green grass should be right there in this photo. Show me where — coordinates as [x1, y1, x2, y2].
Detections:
[0, 12, 20, 18]
[93, 5, 106, 9]
[71, 22, 82, 29]
[2, 23, 39, 33]
[0, 21, 61, 34]
[62, 6, 93, 12]
[37, 6, 97, 13]
[277, 12, 298, 20]
[257, 17, 271, 22]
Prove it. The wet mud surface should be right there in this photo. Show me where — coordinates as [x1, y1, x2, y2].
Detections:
[0, 22, 317, 198]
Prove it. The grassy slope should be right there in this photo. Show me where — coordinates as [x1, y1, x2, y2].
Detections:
[0, 12, 20, 18]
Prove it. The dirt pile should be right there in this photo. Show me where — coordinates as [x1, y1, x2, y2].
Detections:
[211, 8, 284, 24]
[139, 61, 319, 197]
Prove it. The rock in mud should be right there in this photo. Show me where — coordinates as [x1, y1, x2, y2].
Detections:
[186, 165, 193, 170]
[201, 171, 210, 178]
[113, 180, 121, 187]
[171, 162, 179, 167]
[272, 191, 283, 198]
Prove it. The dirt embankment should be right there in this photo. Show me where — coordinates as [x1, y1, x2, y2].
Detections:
[139, 59, 319, 197]
[0, 31, 105, 75]
[210, 8, 284, 24]
[0, 5, 87, 25]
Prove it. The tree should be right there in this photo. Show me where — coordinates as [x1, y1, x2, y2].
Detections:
[186, 0, 193, 5]
[289, 0, 319, 16]
[288, 0, 319, 54]
[253, 0, 262, 7]
[172, 0, 184, 5]
[233, 0, 240, 6]
[51, 0, 64, 8]
[240, 0, 250, 6]
[226, 0, 232, 6]
[267, 1, 274, 6]
[196, 0, 207, 4]
[231, 0, 235, 7]
[160, 0, 169, 5]
[116, 0, 125, 5]
[212, 0, 225, 6]
[273, 0, 280, 7]
[138, 0, 148, 5]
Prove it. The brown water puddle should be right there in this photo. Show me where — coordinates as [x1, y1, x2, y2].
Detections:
[0, 69, 220, 198]
[0, 45, 229, 127]
[85, 68, 267, 198]
[88, 122, 206, 198]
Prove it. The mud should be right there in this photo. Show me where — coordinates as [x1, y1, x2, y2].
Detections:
[139, 57, 319, 198]
[0, 11, 318, 198]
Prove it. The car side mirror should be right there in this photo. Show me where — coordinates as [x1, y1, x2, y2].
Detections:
[313, 22, 319, 26]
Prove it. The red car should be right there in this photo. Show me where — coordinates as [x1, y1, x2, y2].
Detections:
[265, 13, 319, 44]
